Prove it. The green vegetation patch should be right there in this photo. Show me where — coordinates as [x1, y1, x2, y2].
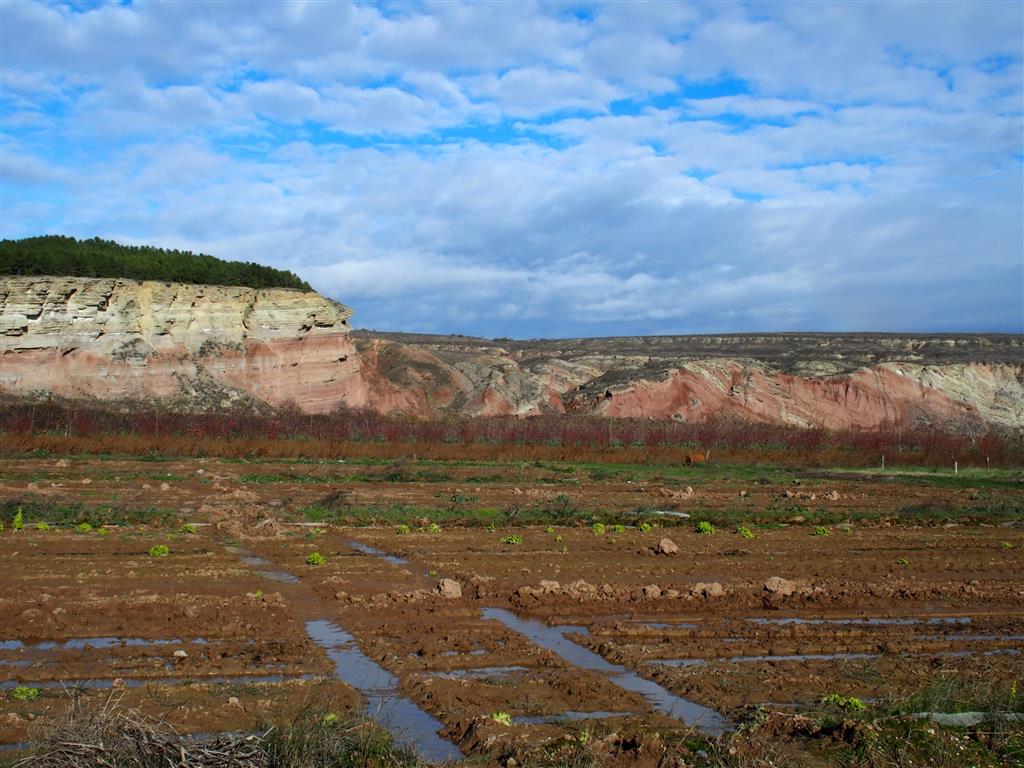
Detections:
[0, 235, 312, 291]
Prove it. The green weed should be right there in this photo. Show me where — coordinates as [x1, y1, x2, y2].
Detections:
[306, 551, 326, 566]
[148, 545, 169, 557]
[10, 686, 39, 702]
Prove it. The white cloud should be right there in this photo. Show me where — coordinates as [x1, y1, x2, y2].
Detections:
[1, 0, 1020, 334]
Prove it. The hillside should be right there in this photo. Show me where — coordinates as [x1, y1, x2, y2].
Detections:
[0, 275, 1021, 428]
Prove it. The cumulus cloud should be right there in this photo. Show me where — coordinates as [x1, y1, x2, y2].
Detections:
[0, 0, 1021, 335]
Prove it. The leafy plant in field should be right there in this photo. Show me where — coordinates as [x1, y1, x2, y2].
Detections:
[97, 527, 110, 536]
[148, 545, 169, 557]
[820, 693, 866, 712]
[11, 686, 39, 702]
[611, 524, 626, 534]
[13, 509, 24, 531]
[546, 526, 555, 534]
[76, 522, 93, 533]
[812, 526, 830, 537]
[322, 712, 339, 726]
[502, 534, 523, 546]
[427, 523, 441, 534]
[1001, 541, 1013, 549]
[896, 557, 909, 565]
[396, 524, 411, 535]
[491, 711, 512, 726]
[696, 521, 715, 535]
[736, 525, 754, 539]
[35, 522, 50, 531]
[179, 524, 196, 534]
[427, 570, 437, 577]
[639, 522, 652, 533]
[591, 522, 606, 535]
[306, 551, 325, 566]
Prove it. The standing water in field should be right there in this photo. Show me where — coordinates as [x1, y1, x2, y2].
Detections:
[305, 620, 462, 763]
[483, 608, 730, 736]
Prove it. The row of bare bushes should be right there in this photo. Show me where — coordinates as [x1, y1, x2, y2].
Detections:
[1, 397, 1019, 467]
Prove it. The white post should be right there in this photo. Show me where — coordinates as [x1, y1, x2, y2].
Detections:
[881, 454, 885, 470]
[954, 460, 958, 476]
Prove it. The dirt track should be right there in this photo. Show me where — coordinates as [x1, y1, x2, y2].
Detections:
[1, 455, 1022, 764]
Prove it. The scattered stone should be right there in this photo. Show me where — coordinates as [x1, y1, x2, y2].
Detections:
[739, 490, 748, 498]
[827, 490, 841, 501]
[160, 482, 171, 491]
[173, 650, 188, 659]
[692, 582, 725, 598]
[111, 678, 125, 688]
[763, 576, 797, 597]
[53, 459, 69, 468]
[334, 591, 349, 601]
[642, 584, 662, 600]
[539, 580, 561, 594]
[788, 515, 806, 524]
[228, 696, 242, 708]
[80, 478, 92, 485]
[437, 579, 462, 599]
[656, 538, 679, 555]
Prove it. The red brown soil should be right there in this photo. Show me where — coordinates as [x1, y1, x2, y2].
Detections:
[1, 454, 1022, 764]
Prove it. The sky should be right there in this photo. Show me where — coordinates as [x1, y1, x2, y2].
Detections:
[1, 1, 1022, 337]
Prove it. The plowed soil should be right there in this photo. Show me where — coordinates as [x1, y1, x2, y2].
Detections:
[1, 454, 1021, 765]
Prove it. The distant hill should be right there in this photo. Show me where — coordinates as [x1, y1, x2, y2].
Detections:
[0, 235, 312, 291]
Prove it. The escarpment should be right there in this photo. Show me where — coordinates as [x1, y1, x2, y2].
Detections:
[1, 275, 1021, 428]
[0, 276, 361, 412]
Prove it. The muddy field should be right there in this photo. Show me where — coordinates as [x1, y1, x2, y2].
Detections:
[1, 454, 1022, 766]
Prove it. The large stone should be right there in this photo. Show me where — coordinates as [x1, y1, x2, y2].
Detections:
[692, 582, 725, 598]
[763, 577, 797, 597]
[641, 584, 662, 600]
[437, 579, 462, 599]
[656, 538, 679, 555]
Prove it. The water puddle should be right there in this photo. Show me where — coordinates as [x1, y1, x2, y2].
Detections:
[649, 647, 1022, 667]
[649, 652, 878, 667]
[305, 620, 461, 763]
[255, 570, 300, 584]
[347, 541, 410, 566]
[0, 673, 314, 690]
[641, 622, 700, 630]
[433, 665, 528, 679]
[748, 617, 972, 627]
[483, 608, 730, 736]
[514, 710, 633, 725]
[224, 544, 463, 762]
[0, 637, 208, 651]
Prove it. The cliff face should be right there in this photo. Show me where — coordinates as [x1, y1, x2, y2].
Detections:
[0, 276, 360, 411]
[2, 276, 1022, 429]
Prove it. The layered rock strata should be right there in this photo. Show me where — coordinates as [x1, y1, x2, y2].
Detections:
[1, 276, 1021, 428]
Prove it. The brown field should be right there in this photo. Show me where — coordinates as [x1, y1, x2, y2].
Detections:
[1, 452, 1022, 766]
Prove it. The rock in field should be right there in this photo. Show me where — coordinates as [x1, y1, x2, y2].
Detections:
[763, 576, 797, 597]
[656, 538, 679, 555]
[437, 578, 462, 599]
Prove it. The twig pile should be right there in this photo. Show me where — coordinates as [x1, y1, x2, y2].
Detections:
[14, 692, 272, 768]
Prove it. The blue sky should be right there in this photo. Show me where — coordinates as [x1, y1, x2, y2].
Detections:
[2, 0, 1022, 336]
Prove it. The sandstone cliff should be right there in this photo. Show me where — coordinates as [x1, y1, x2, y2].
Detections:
[0, 276, 359, 411]
[1, 276, 1021, 429]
